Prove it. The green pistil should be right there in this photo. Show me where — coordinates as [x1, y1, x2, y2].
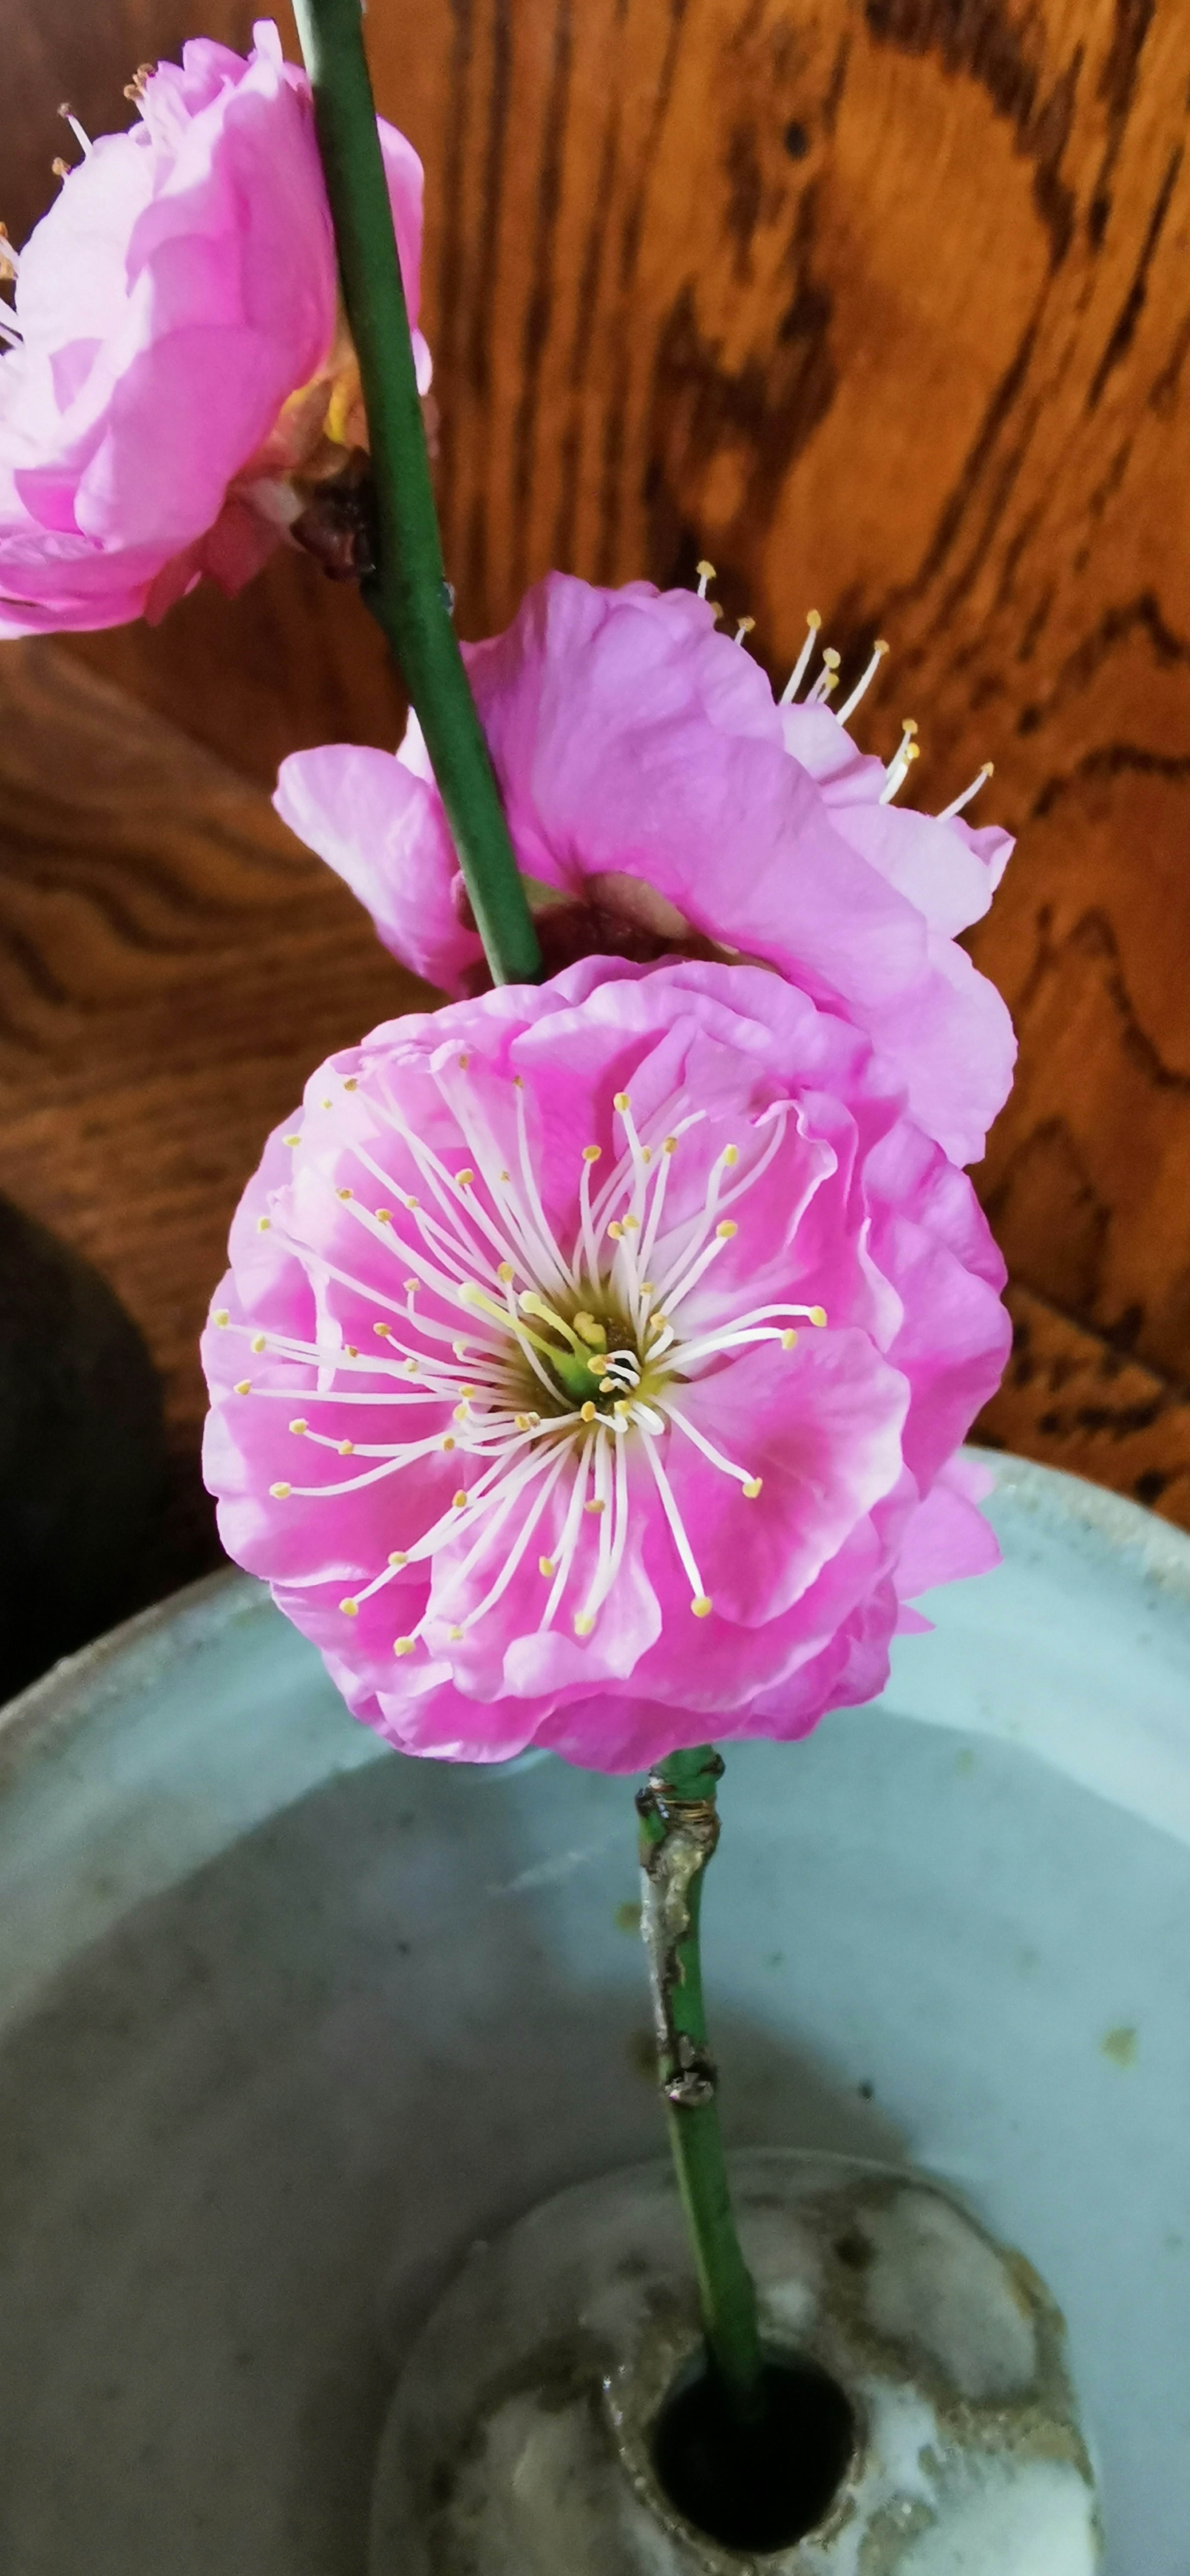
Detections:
[546, 1344, 611, 1407]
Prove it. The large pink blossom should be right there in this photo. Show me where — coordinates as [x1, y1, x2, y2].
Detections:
[275, 575, 1015, 1167]
[202, 957, 1008, 1772]
[0, 20, 428, 636]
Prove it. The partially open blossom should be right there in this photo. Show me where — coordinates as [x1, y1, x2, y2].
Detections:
[0, 20, 428, 636]
[275, 574, 1014, 1167]
[202, 957, 1008, 1772]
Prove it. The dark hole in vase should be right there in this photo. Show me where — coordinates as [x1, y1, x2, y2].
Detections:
[651, 2348, 855, 2554]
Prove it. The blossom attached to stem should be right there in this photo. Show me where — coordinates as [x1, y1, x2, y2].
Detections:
[203, 954, 1009, 1773]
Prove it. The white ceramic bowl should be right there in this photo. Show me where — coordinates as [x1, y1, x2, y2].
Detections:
[0, 1452, 1186, 2573]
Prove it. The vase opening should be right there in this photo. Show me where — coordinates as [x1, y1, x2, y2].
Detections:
[651, 2346, 856, 2554]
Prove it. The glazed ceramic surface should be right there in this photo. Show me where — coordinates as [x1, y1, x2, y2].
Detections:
[0, 1454, 1186, 2574]
[370, 2153, 1100, 2575]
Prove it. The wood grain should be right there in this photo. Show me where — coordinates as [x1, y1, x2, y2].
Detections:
[0, 641, 427, 1600]
[2, 0, 1190, 1597]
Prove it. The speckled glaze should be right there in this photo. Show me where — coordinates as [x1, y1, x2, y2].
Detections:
[369, 2153, 1100, 2574]
[0, 1455, 1186, 2573]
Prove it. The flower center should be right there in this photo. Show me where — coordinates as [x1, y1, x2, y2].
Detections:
[212, 1072, 828, 1656]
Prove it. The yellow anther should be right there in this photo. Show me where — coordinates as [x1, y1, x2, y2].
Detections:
[585, 1498, 606, 1515]
[376, 1208, 393, 1224]
[234, 1379, 251, 1396]
[691, 1596, 714, 1619]
[582, 1144, 601, 1163]
[448, 1626, 464, 1641]
[781, 1330, 797, 1349]
[270, 1482, 292, 1499]
[404, 1279, 419, 1294]
[574, 1313, 607, 1347]
[373, 1323, 392, 1341]
[453, 1401, 471, 1422]
[623, 1214, 640, 1231]
[642, 1147, 652, 1164]
[696, 558, 716, 581]
[442, 1434, 456, 1451]
[498, 1261, 515, 1284]
[608, 1221, 624, 1240]
[806, 609, 822, 631]
[345, 1345, 358, 1358]
[515, 1413, 533, 1432]
[742, 1477, 763, 1499]
[723, 1144, 739, 1166]
[647, 1313, 667, 1335]
[664, 1136, 678, 1155]
[455, 1168, 474, 1187]
[599, 1379, 615, 1393]
[321, 1098, 333, 1110]
[257, 1216, 271, 1232]
[282, 1134, 301, 1148]
[902, 718, 918, 737]
[458, 1053, 469, 1069]
[808, 1305, 827, 1327]
[581, 1400, 597, 1423]
[405, 1196, 419, 1210]
[212, 1308, 229, 1327]
[613, 1091, 631, 1112]
[716, 1220, 738, 1239]
[574, 1610, 596, 1635]
[338, 1440, 354, 1456]
[539, 1556, 556, 1577]
[458, 1384, 475, 1396]
[394, 1636, 415, 1657]
[452, 1488, 468, 1509]
[388, 1550, 408, 1568]
[404, 1359, 419, 1375]
[340, 1598, 359, 1617]
[736, 616, 756, 637]
[337, 1188, 353, 1202]
[822, 647, 841, 671]
[343, 1077, 358, 1091]
[251, 1334, 267, 1353]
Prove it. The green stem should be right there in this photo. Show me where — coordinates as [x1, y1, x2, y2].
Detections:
[291, 0, 542, 989]
[637, 1745, 765, 2422]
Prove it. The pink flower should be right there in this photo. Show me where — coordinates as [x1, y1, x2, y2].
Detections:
[202, 957, 1008, 1773]
[275, 575, 1014, 1167]
[0, 21, 428, 636]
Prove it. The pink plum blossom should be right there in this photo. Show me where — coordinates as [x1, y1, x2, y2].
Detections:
[202, 956, 1008, 1772]
[0, 20, 428, 636]
[275, 574, 1015, 1168]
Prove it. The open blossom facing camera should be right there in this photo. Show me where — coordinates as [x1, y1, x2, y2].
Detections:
[276, 573, 1015, 1167]
[0, 20, 427, 636]
[202, 958, 1008, 1773]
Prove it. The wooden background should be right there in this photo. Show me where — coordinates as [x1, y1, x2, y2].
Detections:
[2, 0, 1190, 1625]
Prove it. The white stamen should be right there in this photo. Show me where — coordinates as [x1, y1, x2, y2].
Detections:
[696, 558, 716, 599]
[779, 609, 822, 705]
[835, 637, 889, 725]
[937, 761, 994, 822]
[734, 616, 755, 647]
[638, 1428, 710, 1613]
[806, 647, 841, 705]
[59, 105, 94, 157]
[880, 721, 920, 804]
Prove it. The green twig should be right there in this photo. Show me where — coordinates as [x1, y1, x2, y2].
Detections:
[291, 0, 542, 988]
[637, 1745, 765, 2422]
